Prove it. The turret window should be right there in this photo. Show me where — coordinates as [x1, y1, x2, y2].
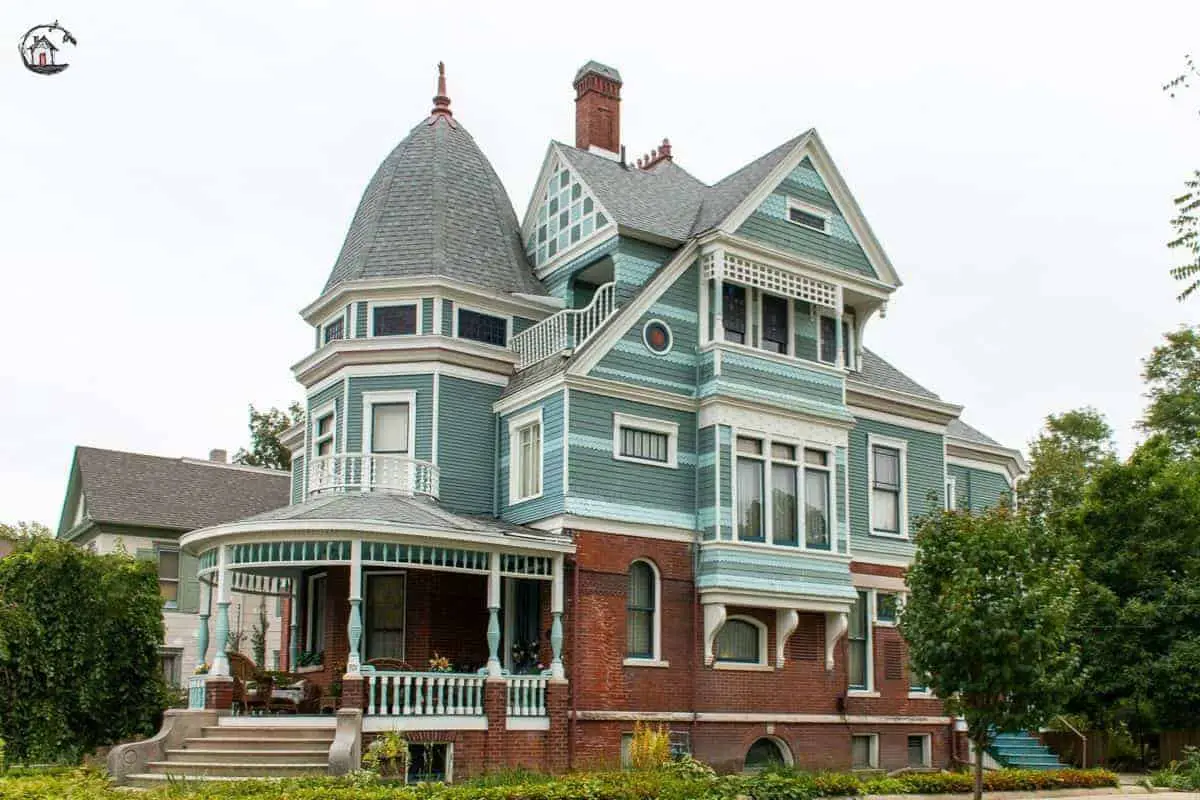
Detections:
[457, 308, 508, 347]
[313, 410, 335, 458]
[323, 317, 345, 345]
[372, 304, 417, 337]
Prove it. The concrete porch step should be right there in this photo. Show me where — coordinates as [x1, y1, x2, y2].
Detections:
[184, 736, 332, 752]
[202, 725, 333, 740]
[123, 774, 264, 790]
[146, 761, 327, 777]
[166, 749, 328, 766]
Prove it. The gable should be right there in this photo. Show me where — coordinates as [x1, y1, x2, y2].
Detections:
[736, 157, 878, 280]
[521, 148, 614, 273]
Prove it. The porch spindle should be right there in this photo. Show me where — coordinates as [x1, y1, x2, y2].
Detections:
[425, 676, 434, 715]
[403, 675, 412, 715]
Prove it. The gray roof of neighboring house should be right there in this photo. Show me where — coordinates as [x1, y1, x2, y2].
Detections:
[70, 447, 290, 533]
[574, 60, 621, 83]
[236, 492, 571, 547]
[946, 418, 1003, 448]
[323, 113, 544, 297]
[853, 348, 941, 400]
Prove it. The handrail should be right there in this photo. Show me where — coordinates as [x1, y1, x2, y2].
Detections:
[510, 282, 617, 369]
[1055, 715, 1087, 768]
[308, 453, 439, 499]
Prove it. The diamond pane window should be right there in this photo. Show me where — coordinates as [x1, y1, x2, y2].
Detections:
[525, 158, 610, 269]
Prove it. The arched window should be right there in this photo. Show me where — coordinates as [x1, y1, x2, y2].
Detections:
[745, 737, 792, 771]
[626, 561, 657, 660]
[716, 617, 765, 665]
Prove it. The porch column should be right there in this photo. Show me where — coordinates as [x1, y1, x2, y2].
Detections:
[834, 286, 845, 367]
[288, 575, 300, 672]
[211, 546, 231, 677]
[486, 552, 502, 677]
[346, 539, 363, 675]
[550, 553, 565, 680]
[713, 259, 724, 342]
[196, 576, 212, 668]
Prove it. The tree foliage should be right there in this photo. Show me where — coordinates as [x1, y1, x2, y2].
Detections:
[233, 402, 303, 471]
[0, 537, 166, 763]
[901, 507, 1078, 800]
[0, 521, 51, 540]
[1164, 55, 1200, 300]
[1021, 408, 1116, 529]
[1140, 327, 1200, 456]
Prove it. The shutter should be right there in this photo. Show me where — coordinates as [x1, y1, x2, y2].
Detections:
[177, 550, 200, 613]
[885, 639, 904, 680]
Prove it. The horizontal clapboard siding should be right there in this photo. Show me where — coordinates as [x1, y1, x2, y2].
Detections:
[421, 298, 434, 334]
[698, 425, 717, 540]
[500, 392, 565, 524]
[307, 380, 344, 459]
[438, 376, 503, 514]
[345, 374, 434, 460]
[291, 455, 305, 505]
[948, 463, 1012, 513]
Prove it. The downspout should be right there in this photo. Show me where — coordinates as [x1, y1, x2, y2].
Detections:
[569, 539, 579, 770]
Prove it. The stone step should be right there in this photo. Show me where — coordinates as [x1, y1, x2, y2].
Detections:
[184, 736, 331, 752]
[146, 761, 327, 777]
[166, 749, 328, 766]
[124, 774, 262, 790]
[202, 725, 333, 740]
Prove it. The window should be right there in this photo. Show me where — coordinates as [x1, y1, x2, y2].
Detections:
[842, 317, 856, 370]
[642, 319, 673, 354]
[851, 735, 878, 769]
[715, 617, 764, 664]
[372, 304, 417, 336]
[306, 573, 327, 654]
[365, 572, 406, 660]
[370, 403, 410, 454]
[722, 284, 747, 344]
[760, 293, 789, 354]
[509, 410, 542, 502]
[745, 738, 791, 771]
[613, 414, 678, 468]
[157, 547, 179, 608]
[876, 592, 899, 625]
[160, 648, 183, 687]
[819, 315, 837, 364]
[736, 437, 764, 541]
[771, 444, 798, 547]
[804, 448, 832, 550]
[945, 477, 957, 511]
[409, 743, 451, 782]
[313, 411, 335, 458]
[909, 661, 930, 694]
[871, 444, 903, 535]
[526, 157, 608, 269]
[458, 308, 507, 346]
[787, 199, 830, 233]
[848, 590, 870, 690]
[907, 735, 930, 768]
[626, 561, 656, 660]
[322, 316, 345, 345]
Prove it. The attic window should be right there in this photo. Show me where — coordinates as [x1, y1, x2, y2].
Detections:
[526, 158, 609, 269]
[787, 199, 830, 234]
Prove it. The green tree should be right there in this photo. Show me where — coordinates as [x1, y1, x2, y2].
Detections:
[1021, 408, 1116, 529]
[0, 522, 51, 540]
[901, 507, 1078, 800]
[233, 402, 303, 471]
[1140, 327, 1200, 456]
[1163, 55, 1200, 300]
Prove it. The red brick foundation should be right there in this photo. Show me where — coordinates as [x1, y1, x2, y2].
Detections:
[204, 677, 233, 711]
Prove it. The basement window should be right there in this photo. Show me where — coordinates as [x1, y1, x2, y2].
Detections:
[787, 198, 831, 234]
[409, 743, 451, 782]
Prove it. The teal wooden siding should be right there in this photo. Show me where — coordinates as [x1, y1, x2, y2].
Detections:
[612, 239, 675, 304]
[698, 426, 717, 540]
[355, 302, 368, 338]
[700, 350, 850, 422]
[442, 301, 454, 336]
[948, 463, 1011, 512]
[697, 545, 856, 602]
[344, 375, 434, 459]
[836, 446, 848, 554]
[500, 392, 566, 524]
[718, 425, 733, 540]
[543, 236, 619, 302]
[736, 158, 877, 279]
[307, 380, 344, 458]
[591, 262, 699, 396]
[291, 455, 305, 505]
[513, 317, 536, 335]
[421, 298, 434, 334]
[848, 417, 946, 561]
[564, 391, 696, 530]
[438, 376, 503, 514]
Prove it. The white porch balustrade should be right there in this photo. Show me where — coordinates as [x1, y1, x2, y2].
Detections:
[505, 675, 548, 717]
[365, 672, 486, 717]
[308, 454, 439, 499]
[510, 282, 616, 369]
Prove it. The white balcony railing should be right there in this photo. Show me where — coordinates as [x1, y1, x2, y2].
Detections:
[510, 282, 616, 369]
[308, 454, 439, 499]
[365, 672, 486, 717]
[505, 675, 548, 717]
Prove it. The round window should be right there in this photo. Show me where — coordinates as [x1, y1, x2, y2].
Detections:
[642, 319, 673, 355]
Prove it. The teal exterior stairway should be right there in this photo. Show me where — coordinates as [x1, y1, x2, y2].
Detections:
[988, 731, 1063, 771]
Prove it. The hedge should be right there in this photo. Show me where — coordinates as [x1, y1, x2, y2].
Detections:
[0, 767, 1120, 800]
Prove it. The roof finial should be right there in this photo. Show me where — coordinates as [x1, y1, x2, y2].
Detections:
[431, 61, 453, 118]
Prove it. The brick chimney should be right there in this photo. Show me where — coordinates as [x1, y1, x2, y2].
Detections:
[209, 449, 228, 464]
[573, 61, 622, 155]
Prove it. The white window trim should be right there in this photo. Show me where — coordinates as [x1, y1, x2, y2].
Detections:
[802, 446, 834, 552]
[362, 390, 417, 456]
[306, 571, 327, 654]
[508, 407, 544, 504]
[712, 614, 770, 670]
[311, 401, 337, 459]
[867, 434, 909, 539]
[786, 197, 833, 235]
[612, 413, 679, 469]
[755, 290, 793, 357]
[851, 733, 880, 770]
[816, 312, 856, 370]
[320, 308, 347, 344]
[452, 302, 512, 348]
[848, 589, 876, 695]
[641, 318, 675, 356]
[366, 300, 420, 338]
[732, 433, 836, 552]
[624, 558, 669, 668]
[945, 476, 957, 511]
[157, 545, 180, 610]
[907, 733, 933, 768]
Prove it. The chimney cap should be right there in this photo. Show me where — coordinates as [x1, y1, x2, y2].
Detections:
[208, 449, 228, 464]
[573, 60, 622, 85]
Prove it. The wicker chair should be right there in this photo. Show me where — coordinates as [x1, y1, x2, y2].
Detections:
[227, 652, 259, 714]
[366, 657, 412, 672]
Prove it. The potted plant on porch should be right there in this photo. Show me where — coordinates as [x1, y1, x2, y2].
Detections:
[363, 730, 411, 781]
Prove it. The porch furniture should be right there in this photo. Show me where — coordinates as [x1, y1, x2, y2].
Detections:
[318, 695, 341, 714]
[366, 657, 412, 671]
[227, 652, 259, 714]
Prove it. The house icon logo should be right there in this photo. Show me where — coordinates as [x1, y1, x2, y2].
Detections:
[18, 22, 76, 75]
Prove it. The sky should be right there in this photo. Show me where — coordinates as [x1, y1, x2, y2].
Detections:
[1, 1, 1197, 527]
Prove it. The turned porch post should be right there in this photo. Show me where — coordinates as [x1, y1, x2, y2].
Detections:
[486, 552, 502, 677]
[550, 553, 565, 679]
[346, 539, 363, 674]
[211, 546, 232, 676]
[196, 575, 212, 667]
[834, 286, 845, 367]
[288, 575, 300, 672]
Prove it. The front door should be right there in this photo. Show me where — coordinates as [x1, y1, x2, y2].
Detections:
[364, 572, 406, 661]
[503, 578, 542, 673]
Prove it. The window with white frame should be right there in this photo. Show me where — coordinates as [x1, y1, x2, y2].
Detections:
[457, 308, 508, 347]
[306, 573, 326, 654]
[715, 616, 766, 665]
[876, 592, 900, 625]
[736, 436, 834, 549]
[313, 410, 335, 457]
[804, 448, 832, 550]
[870, 441, 905, 537]
[509, 409, 542, 503]
[787, 198, 831, 234]
[907, 734, 931, 768]
[613, 414, 677, 468]
[370, 403, 411, 454]
[760, 293, 790, 354]
[848, 590, 871, 690]
[372, 304, 417, 337]
[945, 476, 957, 510]
[736, 437, 766, 541]
[817, 314, 856, 369]
[626, 560, 658, 660]
[722, 284, 748, 345]
[851, 734, 878, 770]
[157, 547, 179, 609]
[322, 315, 345, 345]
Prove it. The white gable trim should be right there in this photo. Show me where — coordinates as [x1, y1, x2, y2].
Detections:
[521, 144, 619, 279]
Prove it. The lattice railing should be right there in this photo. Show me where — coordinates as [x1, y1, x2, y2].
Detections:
[701, 251, 838, 309]
[510, 282, 617, 369]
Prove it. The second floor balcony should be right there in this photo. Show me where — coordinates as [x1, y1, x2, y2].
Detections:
[308, 453, 440, 500]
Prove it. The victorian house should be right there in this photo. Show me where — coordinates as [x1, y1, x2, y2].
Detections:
[103, 61, 1032, 784]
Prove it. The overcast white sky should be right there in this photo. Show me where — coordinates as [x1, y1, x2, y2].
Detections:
[1, 1, 1197, 527]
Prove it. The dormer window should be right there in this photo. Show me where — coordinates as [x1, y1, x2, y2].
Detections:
[722, 285, 747, 344]
[787, 198, 831, 234]
[372, 304, 417, 337]
[760, 293, 790, 354]
[322, 317, 345, 345]
[457, 308, 508, 347]
[817, 314, 856, 370]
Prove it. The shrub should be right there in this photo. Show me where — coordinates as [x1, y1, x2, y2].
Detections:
[362, 731, 411, 779]
[1150, 744, 1200, 790]
[627, 721, 670, 771]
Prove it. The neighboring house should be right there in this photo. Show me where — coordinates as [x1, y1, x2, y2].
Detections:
[134, 60, 1023, 781]
[55, 446, 290, 684]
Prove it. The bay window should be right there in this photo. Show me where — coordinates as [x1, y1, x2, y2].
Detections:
[736, 437, 764, 541]
[736, 437, 835, 549]
[770, 444, 798, 546]
[372, 304, 417, 337]
[804, 449, 831, 550]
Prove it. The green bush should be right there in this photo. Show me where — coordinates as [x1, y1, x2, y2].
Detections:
[1150, 744, 1200, 790]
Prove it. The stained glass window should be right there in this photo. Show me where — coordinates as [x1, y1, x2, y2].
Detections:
[526, 157, 609, 269]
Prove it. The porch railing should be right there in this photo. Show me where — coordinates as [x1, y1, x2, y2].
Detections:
[364, 672, 485, 717]
[187, 676, 206, 710]
[308, 454, 439, 499]
[510, 281, 616, 369]
[506, 675, 548, 717]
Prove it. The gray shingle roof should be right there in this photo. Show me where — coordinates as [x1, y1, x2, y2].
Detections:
[72, 447, 289, 532]
[574, 60, 621, 83]
[946, 418, 1002, 448]
[323, 114, 544, 296]
[853, 348, 941, 400]
[691, 134, 807, 233]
